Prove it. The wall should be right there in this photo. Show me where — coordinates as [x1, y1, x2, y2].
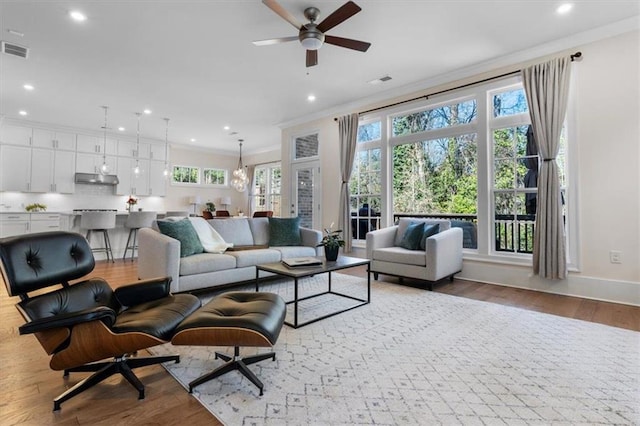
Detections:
[280, 30, 640, 305]
[166, 146, 240, 214]
[281, 119, 341, 229]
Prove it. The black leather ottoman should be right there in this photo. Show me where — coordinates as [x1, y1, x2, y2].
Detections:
[171, 291, 285, 395]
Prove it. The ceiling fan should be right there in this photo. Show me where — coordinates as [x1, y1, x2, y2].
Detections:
[253, 0, 371, 67]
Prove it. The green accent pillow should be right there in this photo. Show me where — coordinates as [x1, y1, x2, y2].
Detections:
[399, 221, 424, 250]
[420, 224, 441, 250]
[268, 217, 302, 246]
[157, 219, 204, 258]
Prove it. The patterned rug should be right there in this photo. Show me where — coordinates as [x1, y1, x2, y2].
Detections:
[149, 273, 639, 425]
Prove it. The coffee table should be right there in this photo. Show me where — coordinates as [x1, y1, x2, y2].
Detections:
[255, 256, 370, 328]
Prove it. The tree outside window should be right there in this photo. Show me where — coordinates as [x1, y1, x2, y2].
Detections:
[172, 165, 199, 184]
[203, 168, 227, 186]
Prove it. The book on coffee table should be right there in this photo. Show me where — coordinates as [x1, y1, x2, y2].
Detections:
[281, 257, 323, 268]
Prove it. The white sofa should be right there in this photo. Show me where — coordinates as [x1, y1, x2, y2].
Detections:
[366, 218, 463, 290]
[138, 217, 322, 293]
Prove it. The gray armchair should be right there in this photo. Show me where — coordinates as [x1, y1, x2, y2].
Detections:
[366, 218, 463, 290]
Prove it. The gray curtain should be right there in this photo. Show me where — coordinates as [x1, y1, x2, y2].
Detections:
[245, 165, 255, 215]
[522, 57, 572, 279]
[338, 113, 359, 252]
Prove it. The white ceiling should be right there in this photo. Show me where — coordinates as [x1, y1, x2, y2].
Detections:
[1, 1, 638, 155]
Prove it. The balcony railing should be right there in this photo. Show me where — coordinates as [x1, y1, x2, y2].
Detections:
[386, 213, 535, 254]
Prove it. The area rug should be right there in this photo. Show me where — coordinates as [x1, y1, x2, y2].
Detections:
[149, 274, 639, 425]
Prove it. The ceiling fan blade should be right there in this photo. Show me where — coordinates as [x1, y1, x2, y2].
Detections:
[262, 0, 302, 30]
[252, 36, 299, 46]
[324, 35, 371, 52]
[306, 50, 318, 67]
[316, 1, 362, 33]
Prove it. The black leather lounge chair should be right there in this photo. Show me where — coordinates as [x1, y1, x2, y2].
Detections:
[0, 231, 201, 411]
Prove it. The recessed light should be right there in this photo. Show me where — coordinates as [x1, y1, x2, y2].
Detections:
[143, 109, 152, 115]
[69, 10, 87, 22]
[23, 84, 34, 91]
[223, 125, 230, 131]
[307, 94, 316, 102]
[556, 3, 573, 14]
[18, 110, 27, 116]
[118, 127, 125, 131]
[190, 138, 196, 142]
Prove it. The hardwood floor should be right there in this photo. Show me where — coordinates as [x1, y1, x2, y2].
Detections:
[1, 260, 638, 425]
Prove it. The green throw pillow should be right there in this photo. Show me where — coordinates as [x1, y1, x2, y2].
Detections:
[268, 217, 302, 246]
[399, 221, 424, 250]
[420, 223, 440, 250]
[157, 219, 204, 258]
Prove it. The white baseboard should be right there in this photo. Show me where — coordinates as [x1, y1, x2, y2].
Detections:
[347, 247, 640, 306]
[458, 260, 640, 307]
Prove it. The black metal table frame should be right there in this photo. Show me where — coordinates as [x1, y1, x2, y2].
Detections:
[255, 259, 371, 329]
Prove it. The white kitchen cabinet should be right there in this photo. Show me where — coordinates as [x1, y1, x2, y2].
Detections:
[116, 157, 149, 196]
[76, 152, 117, 174]
[0, 213, 61, 237]
[118, 139, 150, 159]
[77, 134, 117, 155]
[0, 213, 30, 237]
[147, 140, 166, 161]
[30, 149, 76, 193]
[30, 213, 61, 233]
[148, 160, 167, 196]
[53, 151, 76, 193]
[0, 145, 31, 191]
[0, 124, 32, 146]
[30, 148, 54, 192]
[32, 129, 76, 151]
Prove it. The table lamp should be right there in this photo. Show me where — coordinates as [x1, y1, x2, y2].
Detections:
[189, 196, 202, 215]
[220, 197, 231, 211]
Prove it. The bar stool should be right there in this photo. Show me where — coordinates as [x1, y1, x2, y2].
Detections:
[123, 211, 157, 261]
[80, 211, 116, 263]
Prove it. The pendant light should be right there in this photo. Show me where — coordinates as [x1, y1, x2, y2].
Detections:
[99, 106, 110, 175]
[231, 139, 249, 192]
[163, 118, 170, 178]
[133, 112, 141, 176]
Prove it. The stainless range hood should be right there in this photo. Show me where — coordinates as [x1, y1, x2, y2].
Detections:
[74, 173, 119, 185]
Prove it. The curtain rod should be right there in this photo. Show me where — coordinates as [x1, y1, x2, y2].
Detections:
[334, 51, 582, 121]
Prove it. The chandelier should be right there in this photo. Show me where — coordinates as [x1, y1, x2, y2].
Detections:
[230, 140, 249, 192]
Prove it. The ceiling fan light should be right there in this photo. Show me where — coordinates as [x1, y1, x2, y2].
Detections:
[300, 37, 323, 50]
[299, 29, 324, 50]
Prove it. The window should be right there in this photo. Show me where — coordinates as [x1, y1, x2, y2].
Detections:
[203, 168, 227, 186]
[349, 77, 573, 263]
[293, 133, 319, 160]
[392, 134, 478, 217]
[253, 162, 281, 216]
[172, 165, 199, 184]
[489, 87, 567, 255]
[390, 98, 479, 249]
[349, 121, 382, 240]
[392, 99, 476, 136]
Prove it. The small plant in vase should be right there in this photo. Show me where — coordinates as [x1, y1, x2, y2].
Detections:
[126, 196, 138, 212]
[317, 223, 344, 261]
[205, 202, 215, 213]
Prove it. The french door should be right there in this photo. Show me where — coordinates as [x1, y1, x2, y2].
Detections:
[290, 161, 320, 230]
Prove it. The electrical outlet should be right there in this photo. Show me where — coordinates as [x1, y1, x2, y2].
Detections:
[609, 250, 622, 264]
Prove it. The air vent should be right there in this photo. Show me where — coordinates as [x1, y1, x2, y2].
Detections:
[367, 75, 392, 85]
[1, 41, 29, 58]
